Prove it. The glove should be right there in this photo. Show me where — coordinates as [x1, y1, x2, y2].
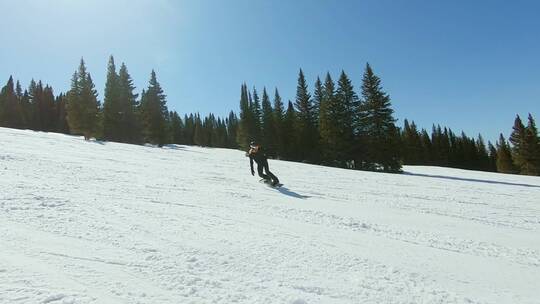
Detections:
[251, 169, 255, 176]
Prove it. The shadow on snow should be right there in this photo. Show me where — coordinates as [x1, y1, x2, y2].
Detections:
[403, 172, 540, 189]
[276, 186, 311, 199]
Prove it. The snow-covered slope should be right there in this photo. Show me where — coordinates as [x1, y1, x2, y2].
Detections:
[1, 127, 539, 304]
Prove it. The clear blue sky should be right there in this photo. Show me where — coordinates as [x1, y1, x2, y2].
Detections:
[1, 0, 538, 143]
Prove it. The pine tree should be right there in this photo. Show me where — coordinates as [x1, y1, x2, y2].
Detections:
[294, 69, 318, 162]
[14, 80, 26, 128]
[251, 87, 262, 141]
[448, 129, 460, 167]
[334, 70, 357, 166]
[487, 142, 497, 172]
[31, 81, 44, 130]
[214, 117, 228, 147]
[203, 114, 213, 147]
[226, 111, 239, 148]
[272, 88, 285, 157]
[420, 128, 432, 163]
[431, 125, 450, 166]
[313, 77, 323, 129]
[55, 93, 69, 133]
[139, 70, 168, 146]
[0, 77, 11, 126]
[0, 78, 7, 126]
[401, 119, 423, 164]
[319, 73, 335, 163]
[261, 87, 276, 156]
[509, 115, 528, 174]
[462, 132, 478, 169]
[184, 113, 195, 145]
[523, 114, 540, 175]
[66, 59, 100, 139]
[441, 127, 451, 166]
[26, 79, 38, 130]
[193, 113, 204, 146]
[0, 76, 24, 128]
[118, 63, 141, 143]
[169, 111, 184, 144]
[102, 55, 121, 141]
[282, 101, 297, 160]
[236, 83, 251, 148]
[358, 63, 401, 172]
[41, 84, 57, 132]
[496, 134, 516, 173]
[476, 134, 490, 171]
[20, 89, 32, 129]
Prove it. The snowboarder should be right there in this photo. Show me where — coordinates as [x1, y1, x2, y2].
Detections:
[247, 141, 280, 186]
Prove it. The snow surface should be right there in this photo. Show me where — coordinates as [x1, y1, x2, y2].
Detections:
[1, 127, 539, 304]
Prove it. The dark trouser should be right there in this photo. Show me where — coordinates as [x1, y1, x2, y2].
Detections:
[257, 160, 279, 184]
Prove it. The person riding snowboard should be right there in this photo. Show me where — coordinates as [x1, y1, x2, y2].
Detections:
[247, 141, 280, 186]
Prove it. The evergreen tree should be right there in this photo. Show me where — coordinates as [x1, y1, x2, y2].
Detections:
[319, 73, 335, 163]
[294, 69, 318, 162]
[0, 76, 24, 128]
[41, 84, 57, 131]
[282, 101, 297, 160]
[184, 113, 195, 145]
[55, 93, 69, 133]
[496, 134, 516, 173]
[66, 58, 100, 140]
[26, 79, 38, 130]
[193, 113, 204, 146]
[431, 125, 450, 166]
[273, 88, 285, 157]
[14, 80, 26, 128]
[170, 111, 184, 144]
[30, 81, 44, 130]
[0, 78, 7, 126]
[226, 111, 239, 148]
[15, 80, 23, 100]
[487, 142, 497, 172]
[139, 70, 168, 146]
[118, 63, 141, 143]
[509, 115, 528, 174]
[476, 134, 490, 171]
[102, 55, 121, 141]
[251, 87, 262, 141]
[358, 63, 401, 172]
[401, 119, 423, 164]
[261, 87, 276, 156]
[215, 117, 228, 147]
[461, 132, 478, 169]
[236, 83, 251, 148]
[523, 114, 540, 175]
[334, 70, 357, 166]
[313, 77, 323, 129]
[20, 89, 32, 129]
[420, 128, 432, 163]
[202, 114, 213, 146]
[0, 76, 17, 128]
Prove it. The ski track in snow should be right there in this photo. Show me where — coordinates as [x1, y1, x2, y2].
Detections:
[1, 127, 539, 304]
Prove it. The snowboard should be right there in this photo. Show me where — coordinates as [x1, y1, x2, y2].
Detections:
[259, 179, 283, 188]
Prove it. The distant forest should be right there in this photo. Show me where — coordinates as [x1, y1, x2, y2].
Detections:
[0, 56, 538, 175]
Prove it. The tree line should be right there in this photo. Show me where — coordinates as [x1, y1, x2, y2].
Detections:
[237, 65, 400, 172]
[0, 56, 240, 149]
[232, 65, 539, 176]
[0, 57, 538, 175]
[399, 115, 540, 175]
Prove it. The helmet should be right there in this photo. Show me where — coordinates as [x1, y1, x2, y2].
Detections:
[249, 141, 258, 148]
